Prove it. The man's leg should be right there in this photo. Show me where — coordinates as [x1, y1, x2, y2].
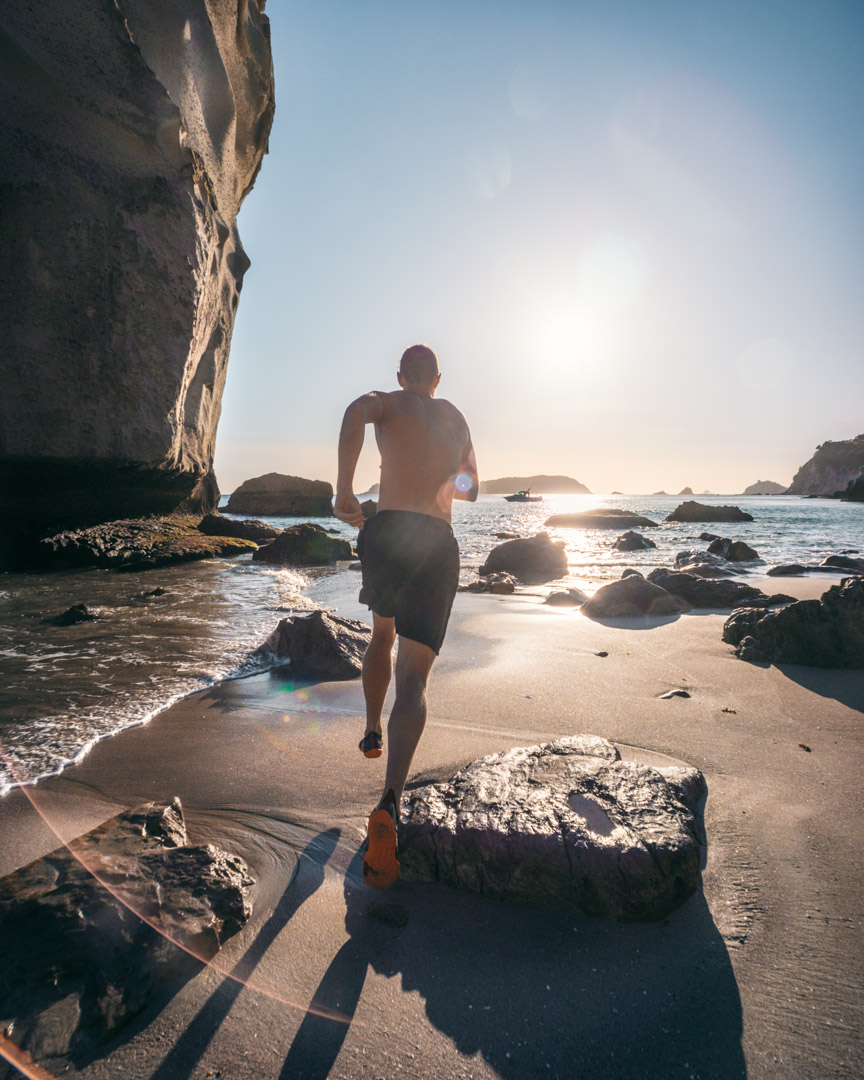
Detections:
[379, 636, 437, 807]
[361, 613, 396, 739]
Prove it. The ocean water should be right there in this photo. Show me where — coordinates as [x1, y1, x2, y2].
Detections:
[0, 494, 859, 793]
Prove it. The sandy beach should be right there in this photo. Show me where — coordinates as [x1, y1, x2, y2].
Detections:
[2, 573, 861, 1080]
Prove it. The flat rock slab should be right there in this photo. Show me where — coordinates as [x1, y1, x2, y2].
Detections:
[545, 509, 658, 529]
[197, 513, 281, 542]
[480, 532, 568, 584]
[252, 523, 353, 565]
[400, 736, 705, 922]
[257, 609, 371, 678]
[665, 501, 754, 523]
[0, 800, 253, 1068]
[36, 516, 256, 571]
[722, 576, 864, 668]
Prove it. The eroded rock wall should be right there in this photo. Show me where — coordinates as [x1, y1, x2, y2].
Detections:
[787, 435, 864, 496]
[0, 1, 274, 564]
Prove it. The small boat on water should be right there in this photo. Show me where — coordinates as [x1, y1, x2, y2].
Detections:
[504, 489, 543, 502]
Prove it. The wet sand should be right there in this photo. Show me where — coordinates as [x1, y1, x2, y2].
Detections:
[1, 575, 862, 1079]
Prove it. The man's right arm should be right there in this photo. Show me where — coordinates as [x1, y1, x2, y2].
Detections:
[454, 431, 479, 502]
[335, 392, 386, 527]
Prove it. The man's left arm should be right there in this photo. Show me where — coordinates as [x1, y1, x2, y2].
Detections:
[454, 433, 479, 502]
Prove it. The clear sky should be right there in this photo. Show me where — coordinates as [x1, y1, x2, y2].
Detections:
[214, 0, 864, 496]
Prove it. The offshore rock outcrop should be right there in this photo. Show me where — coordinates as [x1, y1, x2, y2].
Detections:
[0, 1, 275, 567]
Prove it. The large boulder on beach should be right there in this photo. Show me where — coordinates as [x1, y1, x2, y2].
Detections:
[665, 501, 754, 523]
[544, 509, 658, 529]
[722, 577, 864, 668]
[480, 532, 568, 584]
[0, 799, 253, 1067]
[227, 473, 334, 517]
[197, 513, 281, 543]
[0, 2, 275, 569]
[612, 530, 656, 551]
[400, 736, 705, 921]
[257, 610, 371, 678]
[581, 575, 682, 618]
[647, 567, 767, 608]
[707, 537, 759, 561]
[252, 524, 353, 566]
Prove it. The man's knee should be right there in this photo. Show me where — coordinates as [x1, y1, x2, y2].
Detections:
[371, 617, 396, 648]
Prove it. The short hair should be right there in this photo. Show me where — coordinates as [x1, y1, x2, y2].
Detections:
[399, 344, 439, 386]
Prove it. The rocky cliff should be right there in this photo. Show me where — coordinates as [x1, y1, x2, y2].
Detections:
[0, 1, 274, 566]
[743, 480, 788, 495]
[787, 436, 864, 496]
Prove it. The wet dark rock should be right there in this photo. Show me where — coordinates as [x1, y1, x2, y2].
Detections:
[821, 554, 864, 573]
[467, 572, 519, 594]
[360, 500, 378, 519]
[544, 509, 658, 529]
[252, 524, 353, 566]
[660, 689, 691, 699]
[142, 587, 168, 597]
[480, 532, 568, 584]
[767, 564, 808, 577]
[544, 587, 589, 606]
[700, 532, 721, 542]
[707, 538, 759, 561]
[494, 531, 521, 540]
[648, 568, 766, 609]
[400, 735, 705, 921]
[256, 610, 371, 678]
[679, 563, 740, 578]
[722, 577, 864, 668]
[673, 549, 728, 570]
[47, 603, 98, 626]
[37, 516, 256, 571]
[613, 530, 657, 551]
[665, 502, 754, 523]
[226, 473, 333, 517]
[581, 575, 682, 618]
[197, 514, 281, 543]
[0, 800, 253, 1067]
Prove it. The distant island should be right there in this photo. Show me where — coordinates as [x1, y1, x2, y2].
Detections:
[479, 475, 591, 495]
[743, 480, 787, 495]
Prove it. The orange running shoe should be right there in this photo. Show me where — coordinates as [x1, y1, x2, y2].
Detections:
[358, 731, 383, 758]
[362, 790, 400, 889]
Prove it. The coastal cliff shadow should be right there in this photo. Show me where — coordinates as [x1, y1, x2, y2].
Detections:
[772, 663, 864, 714]
[143, 828, 341, 1080]
[281, 850, 745, 1080]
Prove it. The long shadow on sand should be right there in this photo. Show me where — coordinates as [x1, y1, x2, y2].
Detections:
[148, 828, 341, 1080]
[279, 851, 746, 1080]
[773, 663, 864, 713]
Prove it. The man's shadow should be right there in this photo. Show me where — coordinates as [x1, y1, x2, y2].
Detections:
[148, 827, 341, 1080]
[280, 846, 747, 1080]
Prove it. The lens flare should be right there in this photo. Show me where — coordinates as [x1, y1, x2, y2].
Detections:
[455, 473, 473, 493]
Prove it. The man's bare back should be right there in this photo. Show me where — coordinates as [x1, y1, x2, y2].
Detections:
[334, 359, 477, 528]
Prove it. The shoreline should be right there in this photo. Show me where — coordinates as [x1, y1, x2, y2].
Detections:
[2, 572, 862, 1078]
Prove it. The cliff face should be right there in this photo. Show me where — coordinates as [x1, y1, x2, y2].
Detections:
[787, 436, 864, 496]
[0, 1, 274, 562]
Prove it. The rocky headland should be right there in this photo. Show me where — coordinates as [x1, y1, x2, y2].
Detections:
[0, 1, 275, 568]
[743, 480, 788, 495]
[787, 434, 864, 496]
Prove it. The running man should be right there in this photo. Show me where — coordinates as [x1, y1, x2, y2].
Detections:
[334, 345, 478, 889]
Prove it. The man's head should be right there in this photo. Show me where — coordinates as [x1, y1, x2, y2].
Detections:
[398, 344, 440, 393]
